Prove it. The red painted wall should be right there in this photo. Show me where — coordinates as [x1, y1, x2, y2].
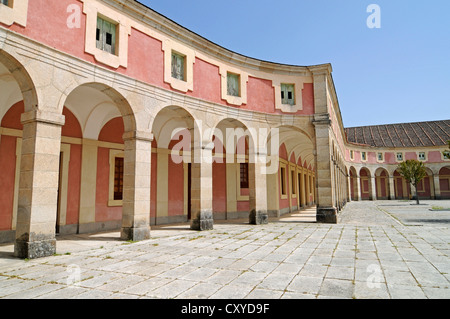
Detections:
[189, 58, 222, 104]
[0, 135, 17, 230]
[95, 118, 125, 223]
[4, 0, 317, 117]
[245, 77, 275, 113]
[98, 117, 124, 144]
[1, 101, 23, 129]
[66, 144, 82, 225]
[150, 152, 157, 220]
[213, 162, 227, 214]
[95, 147, 122, 222]
[125, 27, 169, 90]
[7, 0, 95, 65]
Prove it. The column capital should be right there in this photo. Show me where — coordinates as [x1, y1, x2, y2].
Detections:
[122, 130, 154, 142]
[21, 110, 65, 126]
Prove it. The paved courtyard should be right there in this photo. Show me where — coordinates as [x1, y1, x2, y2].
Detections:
[0, 200, 450, 299]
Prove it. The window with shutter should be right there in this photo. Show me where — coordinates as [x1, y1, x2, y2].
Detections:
[171, 52, 186, 81]
[281, 84, 295, 105]
[113, 157, 124, 201]
[96, 16, 117, 55]
[1, 0, 9, 6]
[240, 163, 249, 189]
[280, 166, 287, 195]
[227, 72, 240, 97]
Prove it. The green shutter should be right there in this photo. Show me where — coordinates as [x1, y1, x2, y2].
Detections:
[227, 73, 240, 97]
[96, 17, 116, 55]
[281, 84, 295, 105]
[96, 17, 103, 50]
[171, 52, 185, 81]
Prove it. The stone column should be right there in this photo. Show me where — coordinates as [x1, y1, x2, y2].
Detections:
[347, 174, 352, 202]
[370, 177, 377, 201]
[14, 110, 65, 259]
[249, 152, 269, 225]
[190, 144, 214, 231]
[356, 176, 362, 201]
[120, 131, 152, 241]
[433, 175, 441, 200]
[388, 177, 396, 200]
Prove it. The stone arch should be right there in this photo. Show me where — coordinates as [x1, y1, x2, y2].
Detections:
[374, 167, 390, 200]
[63, 82, 137, 139]
[439, 166, 450, 199]
[0, 50, 38, 114]
[359, 167, 372, 200]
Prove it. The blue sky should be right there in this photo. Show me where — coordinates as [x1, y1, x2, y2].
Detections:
[138, 0, 450, 128]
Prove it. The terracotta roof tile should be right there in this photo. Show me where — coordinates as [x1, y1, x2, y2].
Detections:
[345, 120, 450, 148]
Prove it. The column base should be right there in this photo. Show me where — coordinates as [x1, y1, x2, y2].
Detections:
[121, 226, 151, 242]
[316, 207, 338, 224]
[190, 211, 214, 231]
[14, 239, 56, 259]
[249, 210, 269, 225]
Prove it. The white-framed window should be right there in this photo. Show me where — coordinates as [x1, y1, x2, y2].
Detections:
[396, 152, 403, 161]
[418, 152, 426, 161]
[377, 152, 384, 161]
[171, 51, 186, 81]
[227, 72, 241, 97]
[444, 151, 450, 160]
[290, 168, 297, 196]
[350, 150, 354, 160]
[240, 163, 249, 189]
[108, 150, 124, 207]
[281, 84, 295, 106]
[280, 164, 287, 198]
[361, 152, 367, 161]
[96, 16, 117, 55]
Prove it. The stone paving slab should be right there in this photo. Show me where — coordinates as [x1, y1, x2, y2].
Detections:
[0, 202, 449, 299]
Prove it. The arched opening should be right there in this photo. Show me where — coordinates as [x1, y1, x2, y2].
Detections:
[439, 167, 450, 199]
[267, 126, 315, 219]
[359, 168, 371, 200]
[375, 168, 390, 200]
[394, 169, 411, 200]
[212, 118, 254, 221]
[62, 83, 141, 239]
[0, 51, 38, 245]
[151, 105, 198, 226]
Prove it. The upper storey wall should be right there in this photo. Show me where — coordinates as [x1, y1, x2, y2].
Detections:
[0, 0, 318, 116]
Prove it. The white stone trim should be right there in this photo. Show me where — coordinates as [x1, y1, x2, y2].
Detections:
[219, 65, 248, 106]
[0, 0, 28, 27]
[162, 38, 195, 93]
[81, 0, 131, 69]
[273, 78, 304, 113]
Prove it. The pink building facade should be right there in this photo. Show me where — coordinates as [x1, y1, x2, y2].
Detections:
[0, 0, 449, 258]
